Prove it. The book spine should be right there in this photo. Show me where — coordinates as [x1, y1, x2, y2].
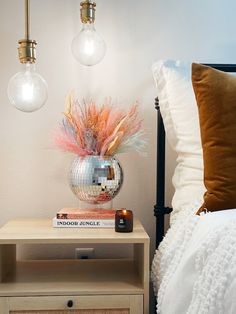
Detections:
[56, 213, 115, 219]
[52, 218, 115, 228]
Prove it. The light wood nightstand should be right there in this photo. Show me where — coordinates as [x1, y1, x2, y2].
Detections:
[0, 218, 150, 314]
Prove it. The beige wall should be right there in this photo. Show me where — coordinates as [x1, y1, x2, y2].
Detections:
[0, 0, 236, 259]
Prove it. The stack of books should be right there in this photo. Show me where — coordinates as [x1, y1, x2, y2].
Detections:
[52, 207, 115, 228]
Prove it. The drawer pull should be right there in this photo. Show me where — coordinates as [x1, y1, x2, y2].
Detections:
[67, 300, 74, 308]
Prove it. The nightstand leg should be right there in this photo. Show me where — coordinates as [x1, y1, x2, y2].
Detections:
[134, 242, 149, 314]
[0, 244, 16, 282]
[0, 298, 8, 313]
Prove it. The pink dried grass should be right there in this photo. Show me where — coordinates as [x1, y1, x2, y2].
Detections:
[53, 94, 146, 157]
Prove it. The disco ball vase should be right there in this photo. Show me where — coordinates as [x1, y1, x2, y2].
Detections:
[69, 155, 123, 204]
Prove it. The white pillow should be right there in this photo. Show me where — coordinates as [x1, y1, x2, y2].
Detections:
[152, 60, 205, 223]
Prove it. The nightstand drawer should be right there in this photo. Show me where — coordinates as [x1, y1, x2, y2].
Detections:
[1, 295, 143, 314]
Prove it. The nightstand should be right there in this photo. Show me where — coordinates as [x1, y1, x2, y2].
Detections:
[0, 218, 150, 314]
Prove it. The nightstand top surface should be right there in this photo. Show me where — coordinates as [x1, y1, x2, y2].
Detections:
[0, 218, 149, 244]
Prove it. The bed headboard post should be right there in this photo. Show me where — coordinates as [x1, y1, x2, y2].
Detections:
[154, 97, 172, 248]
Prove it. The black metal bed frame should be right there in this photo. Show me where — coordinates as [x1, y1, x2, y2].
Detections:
[154, 63, 236, 249]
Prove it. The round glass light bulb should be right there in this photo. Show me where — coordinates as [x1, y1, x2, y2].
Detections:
[7, 63, 48, 113]
[71, 23, 106, 66]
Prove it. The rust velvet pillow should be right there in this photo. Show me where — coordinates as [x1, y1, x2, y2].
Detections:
[192, 63, 236, 214]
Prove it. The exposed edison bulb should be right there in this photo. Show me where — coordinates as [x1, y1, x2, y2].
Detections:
[71, 23, 106, 66]
[8, 62, 48, 113]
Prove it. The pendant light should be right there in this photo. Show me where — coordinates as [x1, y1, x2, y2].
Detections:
[8, 0, 48, 113]
[71, 1, 106, 66]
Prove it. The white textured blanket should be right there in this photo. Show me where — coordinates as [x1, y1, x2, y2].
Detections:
[152, 205, 236, 314]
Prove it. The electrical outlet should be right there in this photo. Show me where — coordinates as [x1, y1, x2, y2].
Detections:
[75, 248, 95, 259]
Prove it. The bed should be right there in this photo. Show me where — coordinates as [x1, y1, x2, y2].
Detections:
[151, 61, 236, 314]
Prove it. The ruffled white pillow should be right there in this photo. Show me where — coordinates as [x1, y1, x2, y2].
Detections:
[152, 60, 206, 223]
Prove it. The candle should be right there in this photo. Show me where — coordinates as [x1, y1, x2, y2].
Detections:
[115, 209, 133, 232]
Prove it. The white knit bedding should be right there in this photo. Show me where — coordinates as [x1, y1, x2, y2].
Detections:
[151, 205, 236, 314]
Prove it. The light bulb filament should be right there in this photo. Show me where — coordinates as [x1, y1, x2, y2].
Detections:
[22, 82, 34, 102]
[84, 39, 95, 56]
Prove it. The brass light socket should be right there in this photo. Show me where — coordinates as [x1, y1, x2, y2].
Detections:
[18, 39, 37, 64]
[80, 1, 96, 23]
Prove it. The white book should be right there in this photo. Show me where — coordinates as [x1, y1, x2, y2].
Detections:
[52, 217, 115, 228]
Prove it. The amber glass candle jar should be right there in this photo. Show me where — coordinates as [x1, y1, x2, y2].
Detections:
[115, 209, 133, 232]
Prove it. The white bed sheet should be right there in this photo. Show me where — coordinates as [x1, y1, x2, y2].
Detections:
[152, 207, 236, 314]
